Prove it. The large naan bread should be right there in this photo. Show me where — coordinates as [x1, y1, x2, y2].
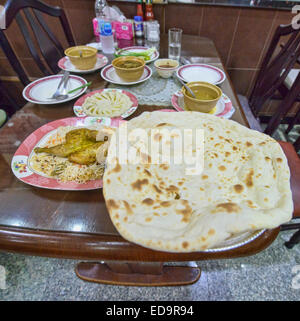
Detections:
[103, 111, 293, 252]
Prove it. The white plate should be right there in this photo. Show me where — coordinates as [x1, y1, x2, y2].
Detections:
[73, 88, 139, 119]
[86, 42, 119, 51]
[22, 75, 88, 105]
[115, 46, 159, 64]
[57, 54, 108, 74]
[101, 64, 152, 85]
[85, 42, 102, 51]
[171, 91, 235, 119]
[177, 63, 226, 85]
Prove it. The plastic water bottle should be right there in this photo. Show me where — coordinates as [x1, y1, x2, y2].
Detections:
[100, 22, 114, 54]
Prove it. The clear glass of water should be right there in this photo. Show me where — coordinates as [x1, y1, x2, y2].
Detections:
[168, 28, 183, 60]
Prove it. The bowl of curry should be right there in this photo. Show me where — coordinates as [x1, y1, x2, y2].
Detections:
[112, 56, 145, 82]
[65, 46, 97, 70]
[182, 81, 222, 113]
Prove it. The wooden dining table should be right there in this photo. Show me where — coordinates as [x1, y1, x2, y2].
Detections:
[0, 34, 280, 286]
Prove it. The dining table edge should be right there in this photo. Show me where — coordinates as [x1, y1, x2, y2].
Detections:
[0, 225, 280, 262]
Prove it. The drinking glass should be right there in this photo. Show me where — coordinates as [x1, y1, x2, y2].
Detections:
[168, 28, 182, 60]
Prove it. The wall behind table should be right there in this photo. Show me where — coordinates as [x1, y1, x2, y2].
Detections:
[0, 0, 297, 117]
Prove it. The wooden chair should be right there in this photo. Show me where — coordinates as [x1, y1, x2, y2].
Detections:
[238, 22, 300, 152]
[0, 0, 75, 86]
[238, 22, 300, 247]
[281, 69, 300, 135]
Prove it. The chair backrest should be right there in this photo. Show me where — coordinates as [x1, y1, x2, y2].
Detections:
[249, 23, 300, 118]
[0, 0, 75, 86]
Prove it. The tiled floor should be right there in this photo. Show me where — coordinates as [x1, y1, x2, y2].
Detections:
[0, 228, 299, 301]
[271, 124, 299, 151]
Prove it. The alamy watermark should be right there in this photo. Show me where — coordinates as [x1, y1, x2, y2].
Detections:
[0, 265, 6, 290]
[108, 124, 205, 176]
[292, 5, 300, 30]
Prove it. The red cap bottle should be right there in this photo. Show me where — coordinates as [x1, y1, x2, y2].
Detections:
[137, 0, 144, 19]
[145, 0, 154, 21]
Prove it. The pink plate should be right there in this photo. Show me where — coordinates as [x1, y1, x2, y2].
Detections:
[73, 89, 139, 119]
[171, 91, 235, 119]
[11, 116, 124, 191]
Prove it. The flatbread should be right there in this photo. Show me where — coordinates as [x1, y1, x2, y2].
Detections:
[103, 111, 293, 252]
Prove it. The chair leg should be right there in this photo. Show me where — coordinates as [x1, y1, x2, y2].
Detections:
[264, 99, 297, 136]
[286, 106, 300, 134]
[284, 228, 300, 249]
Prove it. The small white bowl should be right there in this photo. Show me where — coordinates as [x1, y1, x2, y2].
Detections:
[154, 59, 179, 78]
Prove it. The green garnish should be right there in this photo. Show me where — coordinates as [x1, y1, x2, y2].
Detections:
[114, 47, 156, 61]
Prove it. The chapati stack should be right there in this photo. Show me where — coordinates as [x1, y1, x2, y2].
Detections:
[103, 111, 293, 252]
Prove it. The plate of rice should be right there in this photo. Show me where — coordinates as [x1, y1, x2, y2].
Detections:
[73, 89, 138, 119]
[11, 116, 124, 190]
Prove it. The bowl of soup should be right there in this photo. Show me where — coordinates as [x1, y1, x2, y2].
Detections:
[65, 46, 97, 70]
[182, 81, 222, 113]
[112, 56, 145, 82]
[154, 59, 179, 78]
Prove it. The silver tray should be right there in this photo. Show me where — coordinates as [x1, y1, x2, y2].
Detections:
[204, 229, 266, 253]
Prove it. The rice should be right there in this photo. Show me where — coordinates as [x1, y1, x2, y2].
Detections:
[30, 125, 105, 184]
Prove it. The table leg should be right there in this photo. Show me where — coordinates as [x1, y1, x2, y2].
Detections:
[75, 261, 201, 286]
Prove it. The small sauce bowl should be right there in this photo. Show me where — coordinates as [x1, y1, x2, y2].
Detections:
[154, 59, 179, 78]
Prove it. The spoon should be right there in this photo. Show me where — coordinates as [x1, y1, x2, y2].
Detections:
[177, 78, 196, 98]
[180, 57, 191, 65]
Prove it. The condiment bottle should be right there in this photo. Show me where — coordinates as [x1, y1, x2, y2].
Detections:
[134, 16, 144, 38]
[94, 0, 108, 42]
[136, 0, 144, 19]
[145, 0, 154, 21]
[100, 21, 114, 54]
[95, 0, 107, 19]
[146, 20, 160, 42]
